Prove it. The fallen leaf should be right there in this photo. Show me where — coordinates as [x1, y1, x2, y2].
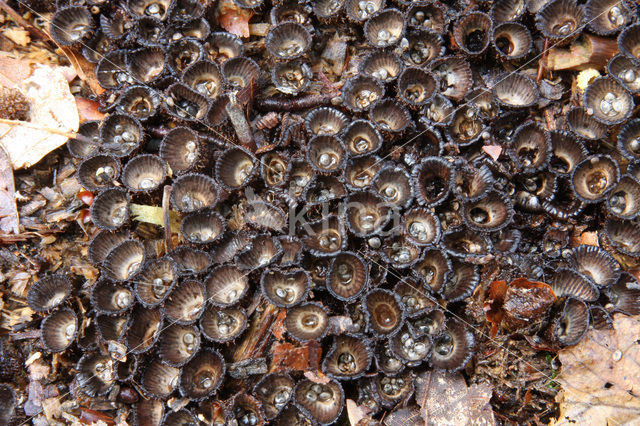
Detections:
[551, 314, 640, 425]
[130, 203, 181, 232]
[0, 146, 18, 233]
[217, 0, 253, 38]
[346, 399, 373, 426]
[0, 53, 35, 87]
[383, 407, 424, 426]
[569, 231, 599, 247]
[3, 27, 30, 46]
[75, 97, 105, 122]
[0, 64, 79, 169]
[57, 46, 105, 96]
[482, 144, 502, 161]
[271, 341, 322, 372]
[304, 369, 330, 384]
[415, 370, 496, 426]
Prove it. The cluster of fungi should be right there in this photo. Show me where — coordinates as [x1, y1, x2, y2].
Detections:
[14, 0, 640, 423]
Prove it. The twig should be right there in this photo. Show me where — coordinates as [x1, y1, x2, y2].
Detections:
[0, 0, 51, 41]
[0, 118, 91, 143]
[162, 185, 173, 252]
[537, 38, 549, 82]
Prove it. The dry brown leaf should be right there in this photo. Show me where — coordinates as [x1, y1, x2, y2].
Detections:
[346, 399, 373, 426]
[0, 53, 34, 88]
[482, 144, 502, 161]
[3, 27, 30, 46]
[383, 407, 424, 426]
[57, 46, 105, 96]
[415, 370, 496, 426]
[75, 96, 105, 122]
[0, 145, 18, 233]
[0, 64, 79, 169]
[551, 314, 640, 425]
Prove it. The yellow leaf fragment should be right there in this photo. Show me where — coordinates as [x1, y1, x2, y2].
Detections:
[576, 69, 601, 91]
[3, 27, 30, 46]
[130, 203, 181, 232]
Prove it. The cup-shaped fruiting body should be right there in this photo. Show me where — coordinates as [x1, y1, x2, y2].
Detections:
[346, 0, 384, 21]
[453, 162, 494, 202]
[535, 0, 586, 45]
[412, 156, 453, 207]
[272, 60, 312, 96]
[180, 210, 225, 244]
[586, 0, 632, 35]
[306, 135, 347, 174]
[371, 164, 414, 209]
[441, 259, 479, 302]
[204, 32, 245, 63]
[266, 22, 312, 61]
[552, 298, 590, 346]
[453, 11, 492, 57]
[285, 302, 330, 342]
[235, 234, 283, 270]
[542, 176, 584, 220]
[389, 325, 432, 366]
[125, 306, 163, 354]
[126, 47, 166, 84]
[381, 236, 421, 269]
[313, 0, 345, 21]
[549, 130, 587, 175]
[363, 289, 404, 338]
[583, 76, 633, 125]
[344, 191, 391, 237]
[341, 76, 385, 113]
[344, 156, 381, 191]
[465, 87, 501, 121]
[605, 219, 640, 257]
[421, 94, 455, 127]
[492, 72, 539, 108]
[273, 405, 314, 425]
[571, 155, 619, 203]
[402, 208, 440, 246]
[571, 245, 620, 288]
[442, 228, 493, 261]
[413, 248, 451, 293]
[405, 2, 448, 32]
[222, 56, 259, 89]
[430, 320, 474, 371]
[253, 373, 294, 420]
[260, 152, 291, 188]
[169, 0, 204, 21]
[270, 3, 311, 26]
[115, 86, 161, 121]
[101, 9, 134, 41]
[227, 393, 264, 426]
[96, 50, 132, 89]
[322, 335, 372, 380]
[618, 23, 640, 64]
[88, 230, 129, 265]
[429, 56, 473, 101]
[608, 54, 640, 93]
[210, 231, 254, 266]
[164, 83, 210, 121]
[515, 171, 557, 212]
[491, 0, 527, 23]
[326, 252, 369, 301]
[261, 268, 310, 307]
[463, 190, 514, 232]
[492, 22, 532, 61]
[369, 98, 412, 135]
[607, 175, 640, 220]
[162, 279, 206, 325]
[122, 154, 167, 192]
[77, 155, 121, 192]
[76, 353, 116, 397]
[128, 0, 172, 20]
[617, 117, 640, 160]
[550, 268, 599, 302]
[40, 307, 77, 353]
[360, 50, 403, 83]
[161, 409, 198, 426]
[397, 67, 437, 108]
[605, 273, 640, 315]
[492, 228, 522, 254]
[133, 16, 164, 47]
[277, 235, 303, 268]
[375, 372, 414, 408]
[204, 265, 248, 307]
[50, 6, 94, 46]
[140, 359, 180, 399]
[159, 127, 200, 174]
[181, 60, 224, 99]
[245, 200, 287, 232]
[90, 279, 135, 315]
[163, 17, 210, 42]
[133, 257, 177, 307]
[448, 104, 487, 146]
[179, 348, 225, 401]
[293, 379, 344, 425]
[394, 279, 437, 318]
[402, 29, 444, 68]
[566, 107, 608, 140]
[200, 305, 247, 342]
[170, 173, 218, 212]
[96, 314, 128, 343]
[166, 38, 204, 75]
[413, 309, 446, 338]
[90, 188, 130, 231]
[374, 340, 405, 376]
[103, 239, 146, 281]
[288, 159, 314, 198]
[68, 121, 100, 159]
[305, 107, 349, 136]
[100, 114, 143, 157]
[364, 9, 405, 48]
[133, 399, 164, 426]
[303, 174, 346, 205]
